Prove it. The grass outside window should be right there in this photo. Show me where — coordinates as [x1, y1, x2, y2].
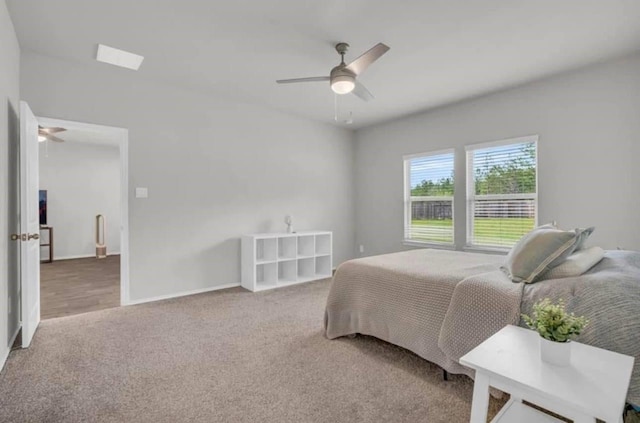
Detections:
[410, 217, 534, 246]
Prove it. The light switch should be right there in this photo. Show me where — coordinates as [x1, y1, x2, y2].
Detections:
[135, 187, 148, 198]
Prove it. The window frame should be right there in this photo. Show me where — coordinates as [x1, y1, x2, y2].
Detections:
[465, 135, 539, 251]
[403, 148, 456, 247]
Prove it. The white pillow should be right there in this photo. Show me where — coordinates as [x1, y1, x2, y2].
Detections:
[543, 246, 605, 280]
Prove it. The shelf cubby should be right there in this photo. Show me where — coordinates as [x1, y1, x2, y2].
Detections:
[298, 235, 315, 257]
[256, 237, 277, 263]
[315, 255, 332, 277]
[315, 234, 331, 256]
[256, 262, 278, 288]
[278, 260, 297, 284]
[298, 257, 315, 279]
[278, 236, 297, 260]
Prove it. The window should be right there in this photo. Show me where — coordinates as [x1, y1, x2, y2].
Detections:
[466, 136, 538, 249]
[404, 150, 455, 245]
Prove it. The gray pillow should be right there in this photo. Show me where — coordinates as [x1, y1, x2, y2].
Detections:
[574, 226, 595, 250]
[501, 226, 584, 283]
[542, 246, 604, 280]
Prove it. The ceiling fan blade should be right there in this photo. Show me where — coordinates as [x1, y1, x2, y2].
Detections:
[39, 125, 66, 134]
[46, 134, 65, 143]
[276, 76, 330, 84]
[352, 81, 374, 102]
[345, 43, 390, 76]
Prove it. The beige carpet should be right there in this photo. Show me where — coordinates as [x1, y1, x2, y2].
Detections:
[0, 279, 507, 422]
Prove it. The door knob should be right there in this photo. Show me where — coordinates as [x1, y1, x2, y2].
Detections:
[28, 233, 40, 241]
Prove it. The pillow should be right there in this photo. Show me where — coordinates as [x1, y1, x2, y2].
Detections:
[501, 226, 584, 283]
[574, 226, 595, 250]
[542, 246, 605, 280]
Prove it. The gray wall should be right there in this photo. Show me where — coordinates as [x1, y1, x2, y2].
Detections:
[40, 142, 121, 259]
[21, 52, 356, 302]
[355, 53, 640, 257]
[0, 0, 20, 368]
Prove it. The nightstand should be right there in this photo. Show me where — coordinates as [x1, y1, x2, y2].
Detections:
[460, 325, 634, 423]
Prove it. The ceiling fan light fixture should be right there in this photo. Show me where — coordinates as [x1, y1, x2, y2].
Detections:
[331, 75, 355, 95]
[38, 135, 47, 143]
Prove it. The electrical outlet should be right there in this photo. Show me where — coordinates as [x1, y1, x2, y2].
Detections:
[359, 245, 364, 253]
[135, 187, 148, 198]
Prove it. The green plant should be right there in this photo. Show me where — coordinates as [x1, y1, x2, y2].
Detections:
[522, 298, 588, 343]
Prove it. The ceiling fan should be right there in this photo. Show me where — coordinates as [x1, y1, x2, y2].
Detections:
[38, 126, 66, 143]
[276, 42, 390, 101]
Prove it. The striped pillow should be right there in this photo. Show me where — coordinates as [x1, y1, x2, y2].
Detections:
[501, 226, 584, 283]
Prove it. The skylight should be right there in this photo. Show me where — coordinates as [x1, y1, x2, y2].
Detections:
[96, 44, 144, 71]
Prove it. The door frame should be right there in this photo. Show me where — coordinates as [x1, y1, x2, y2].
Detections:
[36, 117, 131, 305]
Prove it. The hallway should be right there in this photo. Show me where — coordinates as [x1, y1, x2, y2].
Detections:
[40, 255, 120, 319]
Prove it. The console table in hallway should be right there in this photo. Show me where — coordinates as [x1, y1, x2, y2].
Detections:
[40, 226, 53, 263]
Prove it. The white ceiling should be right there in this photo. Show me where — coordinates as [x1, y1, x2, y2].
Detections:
[8, 0, 640, 129]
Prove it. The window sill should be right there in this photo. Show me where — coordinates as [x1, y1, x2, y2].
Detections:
[402, 240, 456, 250]
[463, 245, 509, 255]
[401, 240, 511, 255]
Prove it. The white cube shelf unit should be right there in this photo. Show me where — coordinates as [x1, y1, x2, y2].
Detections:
[242, 231, 333, 292]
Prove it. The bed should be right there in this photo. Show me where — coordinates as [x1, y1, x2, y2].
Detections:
[324, 248, 640, 404]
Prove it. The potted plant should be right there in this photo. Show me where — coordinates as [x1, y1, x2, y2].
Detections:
[522, 298, 588, 366]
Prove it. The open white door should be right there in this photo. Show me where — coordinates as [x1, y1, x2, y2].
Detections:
[20, 101, 40, 348]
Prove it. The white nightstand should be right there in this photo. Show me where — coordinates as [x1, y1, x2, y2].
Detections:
[460, 325, 634, 423]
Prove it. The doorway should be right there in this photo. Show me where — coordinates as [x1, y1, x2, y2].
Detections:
[36, 117, 129, 319]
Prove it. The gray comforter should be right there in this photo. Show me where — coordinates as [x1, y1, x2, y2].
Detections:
[324, 249, 640, 404]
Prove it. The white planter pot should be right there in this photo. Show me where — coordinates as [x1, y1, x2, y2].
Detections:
[540, 337, 571, 366]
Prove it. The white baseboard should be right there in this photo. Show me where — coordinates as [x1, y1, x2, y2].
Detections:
[52, 252, 121, 261]
[8, 325, 20, 349]
[1, 324, 22, 371]
[125, 283, 241, 306]
[0, 346, 8, 373]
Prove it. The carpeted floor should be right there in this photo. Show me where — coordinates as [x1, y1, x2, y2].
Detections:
[0, 279, 507, 422]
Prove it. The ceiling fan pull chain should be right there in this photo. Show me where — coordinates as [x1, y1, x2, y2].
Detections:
[345, 111, 353, 125]
[334, 92, 338, 122]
